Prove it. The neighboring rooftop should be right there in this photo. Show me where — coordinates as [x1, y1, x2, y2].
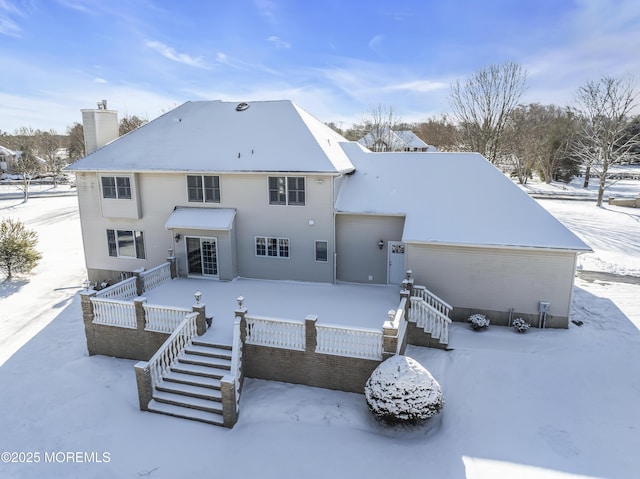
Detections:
[358, 128, 435, 152]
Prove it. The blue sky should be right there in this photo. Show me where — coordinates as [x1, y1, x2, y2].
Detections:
[1, 0, 639, 133]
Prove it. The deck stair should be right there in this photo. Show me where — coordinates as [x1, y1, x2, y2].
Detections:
[147, 339, 232, 426]
[407, 284, 452, 347]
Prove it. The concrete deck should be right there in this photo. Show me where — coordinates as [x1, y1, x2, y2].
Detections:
[141, 278, 402, 344]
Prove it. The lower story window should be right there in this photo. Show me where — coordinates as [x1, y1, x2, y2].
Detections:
[315, 240, 328, 262]
[107, 229, 145, 259]
[255, 236, 289, 258]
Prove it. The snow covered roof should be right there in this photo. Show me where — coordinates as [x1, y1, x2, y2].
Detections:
[0, 145, 16, 156]
[165, 207, 236, 231]
[67, 100, 354, 174]
[394, 131, 431, 150]
[336, 143, 592, 252]
[358, 128, 433, 152]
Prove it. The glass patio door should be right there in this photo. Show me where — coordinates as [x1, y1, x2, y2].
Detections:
[186, 236, 218, 277]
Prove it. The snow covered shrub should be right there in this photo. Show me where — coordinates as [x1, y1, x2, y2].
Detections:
[467, 313, 490, 330]
[365, 355, 444, 423]
[512, 317, 530, 333]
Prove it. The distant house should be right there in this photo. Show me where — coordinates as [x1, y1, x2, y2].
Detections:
[0, 145, 16, 173]
[67, 100, 590, 329]
[358, 127, 436, 152]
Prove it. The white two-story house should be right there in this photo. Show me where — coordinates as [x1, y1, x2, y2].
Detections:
[67, 99, 590, 328]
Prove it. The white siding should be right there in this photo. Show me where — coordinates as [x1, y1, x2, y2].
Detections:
[406, 243, 577, 318]
[75, 171, 336, 283]
[336, 214, 405, 284]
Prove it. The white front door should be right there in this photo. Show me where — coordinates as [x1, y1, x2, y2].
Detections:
[388, 241, 405, 284]
[186, 236, 218, 278]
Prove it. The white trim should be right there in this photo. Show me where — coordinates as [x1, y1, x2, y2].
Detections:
[184, 235, 219, 279]
[267, 175, 306, 207]
[403, 239, 592, 253]
[185, 174, 221, 204]
[314, 240, 329, 263]
[254, 236, 290, 259]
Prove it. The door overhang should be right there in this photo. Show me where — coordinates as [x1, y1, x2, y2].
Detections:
[165, 207, 236, 231]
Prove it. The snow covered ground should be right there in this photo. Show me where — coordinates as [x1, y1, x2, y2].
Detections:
[0, 186, 639, 479]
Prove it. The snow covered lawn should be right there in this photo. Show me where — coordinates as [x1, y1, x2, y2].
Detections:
[1, 192, 639, 479]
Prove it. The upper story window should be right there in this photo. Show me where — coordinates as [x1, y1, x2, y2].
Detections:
[102, 176, 131, 199]
[268, 176, 305, 206]
[187, 175, 220, 203]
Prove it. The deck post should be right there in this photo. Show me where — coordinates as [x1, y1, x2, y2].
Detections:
[134, 297, 147, 332]
[235, 296, 247, 343]
[133, 268, 145, 296]
[192, 303, 207, 336]
[305, 315, 318, 354]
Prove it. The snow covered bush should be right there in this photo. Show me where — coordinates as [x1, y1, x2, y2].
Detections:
[467, 313, 490, 330]
[365, 355, 444, 423]
[512, 317, 530, 333]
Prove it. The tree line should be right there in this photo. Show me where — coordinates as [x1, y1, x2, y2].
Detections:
[3, 67, 639, 207]
[330, 63, 640, 207]
[0, 115, 147, 201]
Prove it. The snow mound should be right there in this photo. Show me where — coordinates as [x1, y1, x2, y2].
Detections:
[365, 355, 444, 423]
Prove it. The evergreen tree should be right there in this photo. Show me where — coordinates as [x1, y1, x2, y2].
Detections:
[0, 218, 42, 279]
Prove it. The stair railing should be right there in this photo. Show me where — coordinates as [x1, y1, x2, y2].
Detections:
[408, 296, 451, 344]
[147, 312, 199, 390]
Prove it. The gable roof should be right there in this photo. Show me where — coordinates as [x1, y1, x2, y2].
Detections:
[336, 143, 591, 252]
[0, 145, 17, 158]
[358, 128, 433, 151]
[67, 100, 354, 174]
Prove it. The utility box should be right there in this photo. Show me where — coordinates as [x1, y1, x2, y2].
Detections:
[539, 301, 551, 313]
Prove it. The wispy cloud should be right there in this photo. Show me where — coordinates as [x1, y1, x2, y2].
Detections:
[267, 36, 291, 49]
[368, 34, 384, 53]
[53, 0, 95, 14]
[0, 15, 19, 36]
[94, 77, 108, 84]
[145, 40, 209, 69]
[254, 0, 277, 24]
[0, 0, 25, 37]
[383, 80, 448, 93]
[215, 51, 281, 76]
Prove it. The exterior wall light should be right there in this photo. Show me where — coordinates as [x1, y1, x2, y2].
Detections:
[378, 240, 384, 250]
[174, 233, 181, 242]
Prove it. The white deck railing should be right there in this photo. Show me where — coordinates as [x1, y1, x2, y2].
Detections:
[94, 276, 138, 301]
[245, 315, 306, 351]
[229, 318, 243, 408]
[412, 285, 452, 318]
[143, 303, 192, 333]
[140, 263, 172, 293]
[409, 296, 451, 344]
[148, 312, 199, 389]
[91, 297, 137, 329]
[385, 297, 408, 355]
[316, 324, 383, 360]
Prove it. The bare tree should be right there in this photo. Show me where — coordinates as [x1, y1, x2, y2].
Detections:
[359, 104, 402, 152]
[571, 76, 640, 206]
[504, 104, 577, 184]
[12, 138, 43, 202]
[449, 62, 528, 164]
[119, 114, 148, 136]
[414, 115, 459, 151]
[35, 129, 66, 186]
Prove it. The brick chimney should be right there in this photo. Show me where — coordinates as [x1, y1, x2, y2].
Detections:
[81, 100, 119, 154]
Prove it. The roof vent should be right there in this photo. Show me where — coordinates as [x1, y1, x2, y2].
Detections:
[236, 102, 250, 112]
